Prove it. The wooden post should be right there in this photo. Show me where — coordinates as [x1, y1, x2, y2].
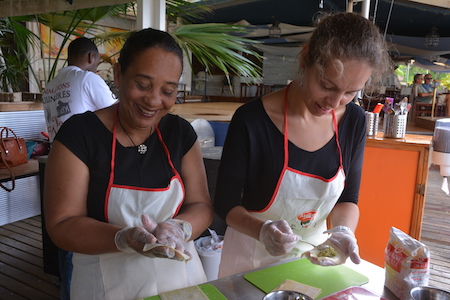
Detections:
[431, 87, 438, 118]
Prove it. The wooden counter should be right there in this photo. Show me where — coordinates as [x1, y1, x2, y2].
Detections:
[357, 132, 432, 267]
[173, 102, 242, 122]
[0, 101, 43, 111]
[0, 159, 39, 182]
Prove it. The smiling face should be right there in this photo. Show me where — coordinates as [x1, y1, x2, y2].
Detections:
[301, 60, 372, 116]
[114, 47, 182, 131]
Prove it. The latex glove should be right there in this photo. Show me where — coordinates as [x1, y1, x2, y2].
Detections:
[144, 216, 192, 260]
[304, 226, 360, 266]
[114, 225, 158, 254]
[259, 220, 300, 256]
[326, 226, 361, 264]
[114, 215, 192, 260]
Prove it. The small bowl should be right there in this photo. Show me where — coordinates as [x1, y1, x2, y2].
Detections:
[411, 286, 450, 300]
[263, 290, 314, 300]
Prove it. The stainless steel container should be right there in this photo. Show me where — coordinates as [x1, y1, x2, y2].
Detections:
[365, 112, 379, 136]
[384, 114, 407, 138]
[411, 286, 450, 300]
[263, 290, 314, 300]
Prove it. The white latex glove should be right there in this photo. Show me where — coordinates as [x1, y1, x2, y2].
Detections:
[259, 220, 299, 256]
[304, 226, 360, 266]
[114, 214, 192, 260]
[144, 216, 192, 259]
[114, 225, 157, 253]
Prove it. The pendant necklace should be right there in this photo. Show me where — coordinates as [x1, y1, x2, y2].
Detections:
[117, 113, 152, 155]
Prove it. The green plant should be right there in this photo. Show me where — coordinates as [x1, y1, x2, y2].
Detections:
[0, 17, 35, 91]
[0, 1, 262, 93]
[172, 23, 261, 84]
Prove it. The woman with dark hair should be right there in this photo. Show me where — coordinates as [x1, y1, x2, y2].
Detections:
[214, 12, 391, 277]
[44, 28, 213, 299]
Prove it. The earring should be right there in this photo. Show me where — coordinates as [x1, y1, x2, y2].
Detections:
[298, 71, 305, 87]
[111, 85, 119, 100]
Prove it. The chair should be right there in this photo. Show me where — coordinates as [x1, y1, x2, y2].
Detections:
[239, 83, 273, 102]
[412, 97, 445, 122]
[176, 83, 187, 104]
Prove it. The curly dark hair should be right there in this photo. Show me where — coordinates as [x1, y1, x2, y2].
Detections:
[301, 12, 390, 88]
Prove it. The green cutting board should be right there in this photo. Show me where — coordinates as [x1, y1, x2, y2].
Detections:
[244, 258, 369, 299]
[143, 284, 227, 300]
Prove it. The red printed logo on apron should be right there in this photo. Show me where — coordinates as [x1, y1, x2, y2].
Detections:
[297, 210, 317, 228]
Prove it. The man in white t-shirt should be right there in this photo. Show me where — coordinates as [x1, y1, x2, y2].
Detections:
[42, 37, 116, 300]
[43, 37, 116, 143]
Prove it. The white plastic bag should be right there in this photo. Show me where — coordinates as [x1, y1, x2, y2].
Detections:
[191, 119, 215, 148]
[384, 227, 430, 300]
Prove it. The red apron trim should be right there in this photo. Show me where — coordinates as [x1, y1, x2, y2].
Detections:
[155, 124, 185, 217]
[111, 180, 177, 192]
[285, 166, 344, 182]
[249, 167, 288, 213]
[104, 106, 185, 222]
[256, 84, 345, 213]
[104, 104, 119, 222]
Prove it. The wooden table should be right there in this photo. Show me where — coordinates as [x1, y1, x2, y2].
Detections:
[208, 258, 398, 300]
[0, 159, 39, 182]
[172, 102, 243, 122]
[0, 101, 43, 112]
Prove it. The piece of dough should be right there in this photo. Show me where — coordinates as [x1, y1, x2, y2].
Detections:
[273, 279, 322, 299]
[159, 285, 208, 300]
[143, 243, 190, 262]
[302, 240, 346, 265]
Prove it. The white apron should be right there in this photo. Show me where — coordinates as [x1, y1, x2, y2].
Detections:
[218, 86, 346, 278]
[71, 111, 206, 300]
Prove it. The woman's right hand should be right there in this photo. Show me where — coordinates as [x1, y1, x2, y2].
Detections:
[114, 225, 158, 254]
[114, 214, 192, 260]
[259, 220, 299, 256]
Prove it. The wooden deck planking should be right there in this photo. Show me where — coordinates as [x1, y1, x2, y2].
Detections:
[421, 167, 450, 291]
[0, 216, 59, 300]
[0, 168, 449, 298]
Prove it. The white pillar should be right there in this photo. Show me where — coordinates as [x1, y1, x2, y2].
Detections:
[136, 0, 166, 31]
[27, 21, 42, 93]
[347, 0, 353, 12]
[362, 0, 370, 19]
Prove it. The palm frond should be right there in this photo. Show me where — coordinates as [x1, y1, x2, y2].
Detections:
[172, 23, 262, 82]
[166, 0, 212, 24]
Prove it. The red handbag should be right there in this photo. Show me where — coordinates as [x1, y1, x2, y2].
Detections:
[0, 127, 28, 192]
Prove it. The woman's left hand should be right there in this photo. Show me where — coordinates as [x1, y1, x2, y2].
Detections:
[325, 226, 360, 264]
[304, 226, 360, 266]
[141, 214, 192, 259]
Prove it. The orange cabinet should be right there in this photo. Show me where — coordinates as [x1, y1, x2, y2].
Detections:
[356, 133, 431, 267]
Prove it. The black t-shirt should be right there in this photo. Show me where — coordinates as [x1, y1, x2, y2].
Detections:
[55, 111, 197, 222]
[214, 98, 367, 221]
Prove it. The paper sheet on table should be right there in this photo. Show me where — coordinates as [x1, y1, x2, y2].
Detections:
[159, 285, 208, 300]
[272, 279, 322, 299]
[143, 243, 190, 262]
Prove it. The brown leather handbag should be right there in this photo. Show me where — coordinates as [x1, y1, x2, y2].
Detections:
[0, 127, 28, 192]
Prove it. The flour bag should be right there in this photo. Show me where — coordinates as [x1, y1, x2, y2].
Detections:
[384, 227, 430, 300]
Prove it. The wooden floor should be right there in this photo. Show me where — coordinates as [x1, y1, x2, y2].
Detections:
[0, 216, 59, 299]
[420, 167, 450, 290]
[1, 135, 450, 298]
